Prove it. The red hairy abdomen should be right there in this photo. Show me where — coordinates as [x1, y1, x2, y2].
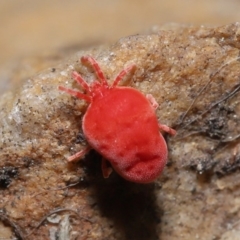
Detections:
[83, 87, 167, 183]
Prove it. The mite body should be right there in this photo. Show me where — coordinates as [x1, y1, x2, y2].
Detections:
[59, 56, 176, 183]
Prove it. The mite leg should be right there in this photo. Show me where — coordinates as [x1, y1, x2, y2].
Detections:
[159, 124, 176, 136]
[67, 146, 91, 162]
[146, 94, 159, 110]
[58, 86, 91, 102]
[146, 94, 176, 135]
[101, 158, 113, 178]
[112, 64, 136, 87]
[72, 71, 90, 94]
[81, 56, 108, 87]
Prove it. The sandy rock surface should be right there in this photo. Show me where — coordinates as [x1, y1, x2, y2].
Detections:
[1, 23, 240, 240]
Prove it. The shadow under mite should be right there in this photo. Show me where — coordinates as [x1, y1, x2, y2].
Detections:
[79, 149, 163, 240]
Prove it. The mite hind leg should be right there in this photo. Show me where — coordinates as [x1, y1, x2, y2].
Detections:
[146, 94, 159, 110]
[101, 158, 113, 178]
[158, 124, 176, 136]
[67, 146, 92, 162]
[146, 94, 176, 136]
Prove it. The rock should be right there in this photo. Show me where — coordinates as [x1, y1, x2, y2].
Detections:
[0, 23, 240, 240]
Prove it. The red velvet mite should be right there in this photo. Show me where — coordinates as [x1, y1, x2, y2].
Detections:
[59, 56, 176, 183]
